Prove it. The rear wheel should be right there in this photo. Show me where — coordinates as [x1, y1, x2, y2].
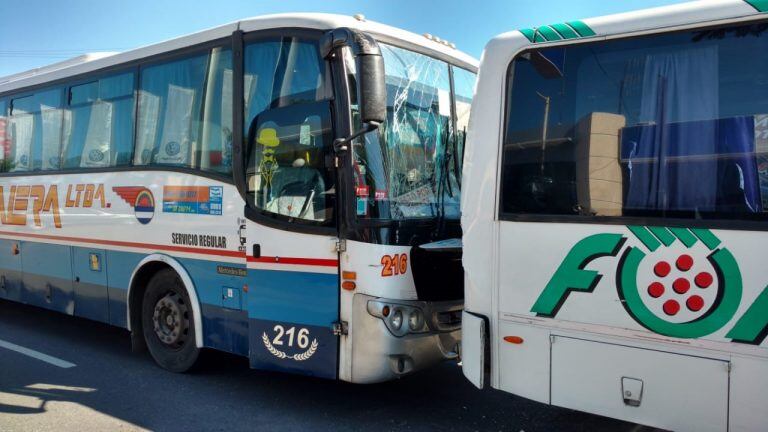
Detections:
[141, 269, 199, 372]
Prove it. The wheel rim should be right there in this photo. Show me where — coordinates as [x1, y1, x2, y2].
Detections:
[152, 292, 190, 348]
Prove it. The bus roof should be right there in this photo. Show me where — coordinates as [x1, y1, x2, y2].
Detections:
[485, 0, 764, 57]
[0, 13, 478, 95]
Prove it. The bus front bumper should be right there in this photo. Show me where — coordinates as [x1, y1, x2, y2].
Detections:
[347, 294, 462, 384]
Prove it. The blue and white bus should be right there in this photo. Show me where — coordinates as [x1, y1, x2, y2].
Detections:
[0, 13, 477, 383]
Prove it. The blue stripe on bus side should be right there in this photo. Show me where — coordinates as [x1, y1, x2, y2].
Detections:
[106, 250, 145, 327]
[0, 241, 344, 362]
[244, 268, 339, 378]
[246, 269, 338, 327]
[0, 242, 252, 357]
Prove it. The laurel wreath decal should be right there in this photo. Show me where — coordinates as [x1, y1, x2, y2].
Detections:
[262, 332, 318, 361]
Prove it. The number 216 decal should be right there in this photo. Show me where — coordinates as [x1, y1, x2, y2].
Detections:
[381, 253, 408, 277]
[262, 324, 319, 361]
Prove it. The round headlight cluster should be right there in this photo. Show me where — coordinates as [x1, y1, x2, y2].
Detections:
[367, 300, 427, 336]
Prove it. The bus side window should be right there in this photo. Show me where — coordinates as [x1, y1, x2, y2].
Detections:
[135, 54, 207, 169]
[65, 72, 134, 169]
[134, 48, 233, 175]
[7, 89, 64, 172]
[501, 24, 768, 221]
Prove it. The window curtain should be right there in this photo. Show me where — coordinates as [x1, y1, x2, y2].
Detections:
[624, 45, 760, 213]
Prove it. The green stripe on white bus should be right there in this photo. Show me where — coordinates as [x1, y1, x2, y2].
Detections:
[647, 226, 676, 247]
[745, 0, 768, 12]
[519, 20, 596, 43]
[668, 227, 698, 248]
[550, 23, 580, 39]
[627, 226, 661, 252]
[566, 20, 596, 37]
[536, 26, 563, 41]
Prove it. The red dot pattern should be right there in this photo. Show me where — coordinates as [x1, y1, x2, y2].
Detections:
[672, 278, 690, 294]
[695, 272, 713, 289]
[687, 295, 704, 312]
[649, 255, 715, 316]
[654, 261, 671, 277]
[663, 300, 680, 316]
[676, 254, 693, 271]
[648, 282, 665, 298]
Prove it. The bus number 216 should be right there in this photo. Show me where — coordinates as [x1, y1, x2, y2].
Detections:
[272, 325, 310, 349]
[381, 254, 408, 277]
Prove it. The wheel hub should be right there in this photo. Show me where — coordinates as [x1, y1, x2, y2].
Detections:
[152, 292, 189, 347]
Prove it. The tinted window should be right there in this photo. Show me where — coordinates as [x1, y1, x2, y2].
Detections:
[502, 22, 768, 221]
[65, 72, 134, 168]
[243, 37, 334, 224]
[243, 38, 328, 127]
[7, 88, 64, 172]
[135, 47, 232, 174]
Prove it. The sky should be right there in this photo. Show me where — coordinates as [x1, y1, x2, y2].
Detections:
[0, 0, 690, 77]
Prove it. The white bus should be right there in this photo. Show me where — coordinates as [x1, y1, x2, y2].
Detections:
[461, 1, 768, 430]
[0, 13, 477, 383]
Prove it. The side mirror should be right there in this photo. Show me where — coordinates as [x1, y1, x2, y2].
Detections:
[321, 28, 386, 152]
[355, 51, 386, 124]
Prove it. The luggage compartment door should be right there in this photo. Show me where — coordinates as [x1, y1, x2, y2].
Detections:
[551, 336, 728, 432]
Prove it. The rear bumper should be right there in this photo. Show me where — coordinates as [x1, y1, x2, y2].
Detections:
[347, 294, 462, 384]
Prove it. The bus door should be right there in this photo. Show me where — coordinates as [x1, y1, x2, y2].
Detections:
[240, 34, 340, 379]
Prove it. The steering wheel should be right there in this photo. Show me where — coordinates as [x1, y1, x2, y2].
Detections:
[276, 170, 320, 219]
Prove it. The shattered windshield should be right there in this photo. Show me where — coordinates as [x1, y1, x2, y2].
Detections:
[350, 44, 476, 220]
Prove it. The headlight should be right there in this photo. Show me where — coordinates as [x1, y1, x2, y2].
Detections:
[367, 300, 428, 336]
[408, 309, 423, 330]
[390, 309, 403, 330]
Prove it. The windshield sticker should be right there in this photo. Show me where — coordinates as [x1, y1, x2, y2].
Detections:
[257, 127, 280, 188]
[438, 89, 451, 117]
[162, 186, 223, 215]
[375, 190, 388, 201]
[356, 198, 368, 216]
[356, 185, 369, 197]
[393, 185, 436, 204]
[299, 124, 311, 146]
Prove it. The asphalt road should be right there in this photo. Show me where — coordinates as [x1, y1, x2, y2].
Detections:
[0, 299, 643, 432]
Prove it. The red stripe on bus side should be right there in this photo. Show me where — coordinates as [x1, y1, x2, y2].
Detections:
[0, 230, 338, 267]
[247, 256, 339, 267]
[0, 230, 244, 258]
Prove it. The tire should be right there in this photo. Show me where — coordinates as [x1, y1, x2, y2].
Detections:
[141, 268, 200, 372]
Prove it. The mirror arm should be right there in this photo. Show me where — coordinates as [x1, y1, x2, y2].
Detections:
[334, 121, 381, 153]
[320, 27, 381, 59]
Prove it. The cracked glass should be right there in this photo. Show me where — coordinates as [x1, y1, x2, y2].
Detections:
[350, 44, 474, 220]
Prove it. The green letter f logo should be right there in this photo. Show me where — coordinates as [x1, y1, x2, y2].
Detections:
[531, 233, 625, 317]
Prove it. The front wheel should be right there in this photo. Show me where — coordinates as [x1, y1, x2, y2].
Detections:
[141, 269, 200, 372]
